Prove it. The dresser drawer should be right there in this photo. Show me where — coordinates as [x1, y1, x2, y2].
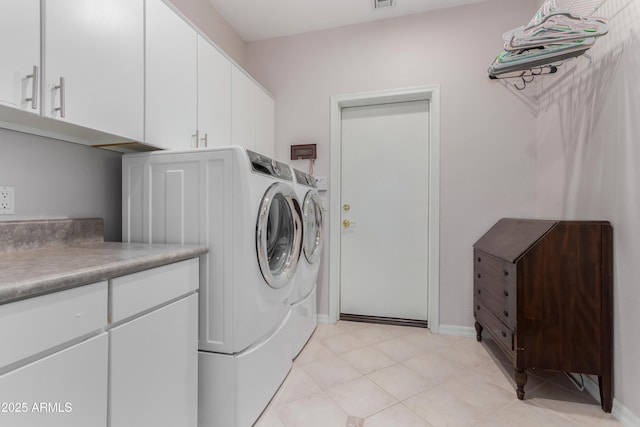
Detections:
[475, 301, 514, 360]
[474, 250, 516, 328]
[474, 280, 516, 329]
[474, 250, 516, 288]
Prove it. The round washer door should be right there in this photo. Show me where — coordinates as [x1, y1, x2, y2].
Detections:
[256, 182, 302, 289]
[303, 191, 323, 264]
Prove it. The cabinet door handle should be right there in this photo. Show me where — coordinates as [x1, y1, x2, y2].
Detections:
[201, 133, 208, 147]
[54, 77, 65, 118]
[192, 130, 200, 148]
[503, 310, 509, 317]
[26, 65, 39, 110]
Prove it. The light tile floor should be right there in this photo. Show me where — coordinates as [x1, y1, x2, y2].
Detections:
[254, 321, 622, 427]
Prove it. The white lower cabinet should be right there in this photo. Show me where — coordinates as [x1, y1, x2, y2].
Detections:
[109, 294, 198, 427]
[0, 258, 199, 427]
[108, 259, 199, 427]
[0, 333, 109, 427]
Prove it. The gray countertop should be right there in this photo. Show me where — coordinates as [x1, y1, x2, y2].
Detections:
[0, 242, 208, 305]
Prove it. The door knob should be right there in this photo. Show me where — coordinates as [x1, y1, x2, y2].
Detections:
[342, 219, 357, 228]
[343, 203, 350, 211]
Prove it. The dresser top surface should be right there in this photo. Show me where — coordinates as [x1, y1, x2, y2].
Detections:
[473, 218, 558, 262]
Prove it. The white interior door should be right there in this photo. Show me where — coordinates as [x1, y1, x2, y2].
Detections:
[340, 100, 429, 321]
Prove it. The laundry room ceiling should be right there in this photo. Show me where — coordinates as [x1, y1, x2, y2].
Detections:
[207, 0, 487, 41]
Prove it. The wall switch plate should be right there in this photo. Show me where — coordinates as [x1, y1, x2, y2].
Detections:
[0, 186, 15, 214]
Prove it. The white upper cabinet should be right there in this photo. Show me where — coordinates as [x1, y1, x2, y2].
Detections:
[255, 88, 275, 158]
[0, 0, 274, 153]
[197, 36, 232, 149]
[231, 66, 256, 151]
[43, 0, 144, 141]
[145, 0, 198, 150]
[0, 0, 40, 114]
[231, 65, 275, 158]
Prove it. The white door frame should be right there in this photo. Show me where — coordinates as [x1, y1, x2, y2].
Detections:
[329, 85, 441, 333]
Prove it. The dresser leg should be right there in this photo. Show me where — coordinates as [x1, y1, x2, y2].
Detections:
[598, 374, 612, 413]
[474, 321, 483, 342]
[514, 369, 527, 400]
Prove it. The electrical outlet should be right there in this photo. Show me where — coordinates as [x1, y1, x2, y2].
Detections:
[0, 186, 15, 215]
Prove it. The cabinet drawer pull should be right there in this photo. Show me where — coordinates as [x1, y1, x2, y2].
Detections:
[501, 330, 507, 338]
[503, 310, 509, 317]
[477, 289, 482, 294]
[477, 273, 481, 279]
[504, 290, 509, 297]
[476, 305, 480, 310]
[503, 269, 509, 276]
[26, 65, 39, 110]
[477, 257, 482, 262]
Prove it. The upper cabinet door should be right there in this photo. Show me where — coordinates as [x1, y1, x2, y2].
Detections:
[0, 0, 40, 114]
[145, 0, 197, 150]
[231, 66, 257, 151]
[255, 88, 275, 159]
[43, 0, 144, 141]
[197, 36, 231, 149]
[231, 65, 275, 157]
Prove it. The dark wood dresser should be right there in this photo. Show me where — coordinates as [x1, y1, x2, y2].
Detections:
[473, 218, 613, 412]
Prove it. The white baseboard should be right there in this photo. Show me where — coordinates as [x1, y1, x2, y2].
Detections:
[581, 377, 639, 427]
[438, 324, 476, 337]
[316, 314, 331, 324]
[613, 399, 640, 427]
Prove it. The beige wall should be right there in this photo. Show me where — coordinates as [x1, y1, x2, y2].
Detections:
[167, 0, 247, 67]
[535, 0, 640, 419]
[246, 0, 640, 416]
[246, 0, 539, 329]
[0, 129, 122, 241]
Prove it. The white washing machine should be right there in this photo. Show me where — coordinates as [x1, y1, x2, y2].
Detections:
[122, 146, 302, 427]
[290, 168, 324, 358]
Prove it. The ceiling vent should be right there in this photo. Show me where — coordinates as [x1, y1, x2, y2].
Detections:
[373, 0, 395, 10]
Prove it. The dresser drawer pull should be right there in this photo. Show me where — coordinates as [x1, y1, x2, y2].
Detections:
[501, 330, 507, 338]
[477, 289, 482, 294]
[476, 305, 480, 310]
[477, 257, 482, 262]
[477, 273, 482, 279]
[503, 269, 509, 276]
[504, 290, 509, 297]
[503, 310, 509, 317]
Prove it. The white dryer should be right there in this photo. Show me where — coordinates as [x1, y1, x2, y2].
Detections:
[122, 146, 302, 427]
[291, 168, 324, 358]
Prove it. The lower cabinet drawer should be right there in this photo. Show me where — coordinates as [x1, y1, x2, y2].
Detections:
[0, 281, 107, 370]
[475, 302, 514, 359]
[110, 258, 199, 323]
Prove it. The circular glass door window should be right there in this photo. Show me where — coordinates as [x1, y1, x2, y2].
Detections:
[256, 183, 302, 289]
[303, 191, 323, 264]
